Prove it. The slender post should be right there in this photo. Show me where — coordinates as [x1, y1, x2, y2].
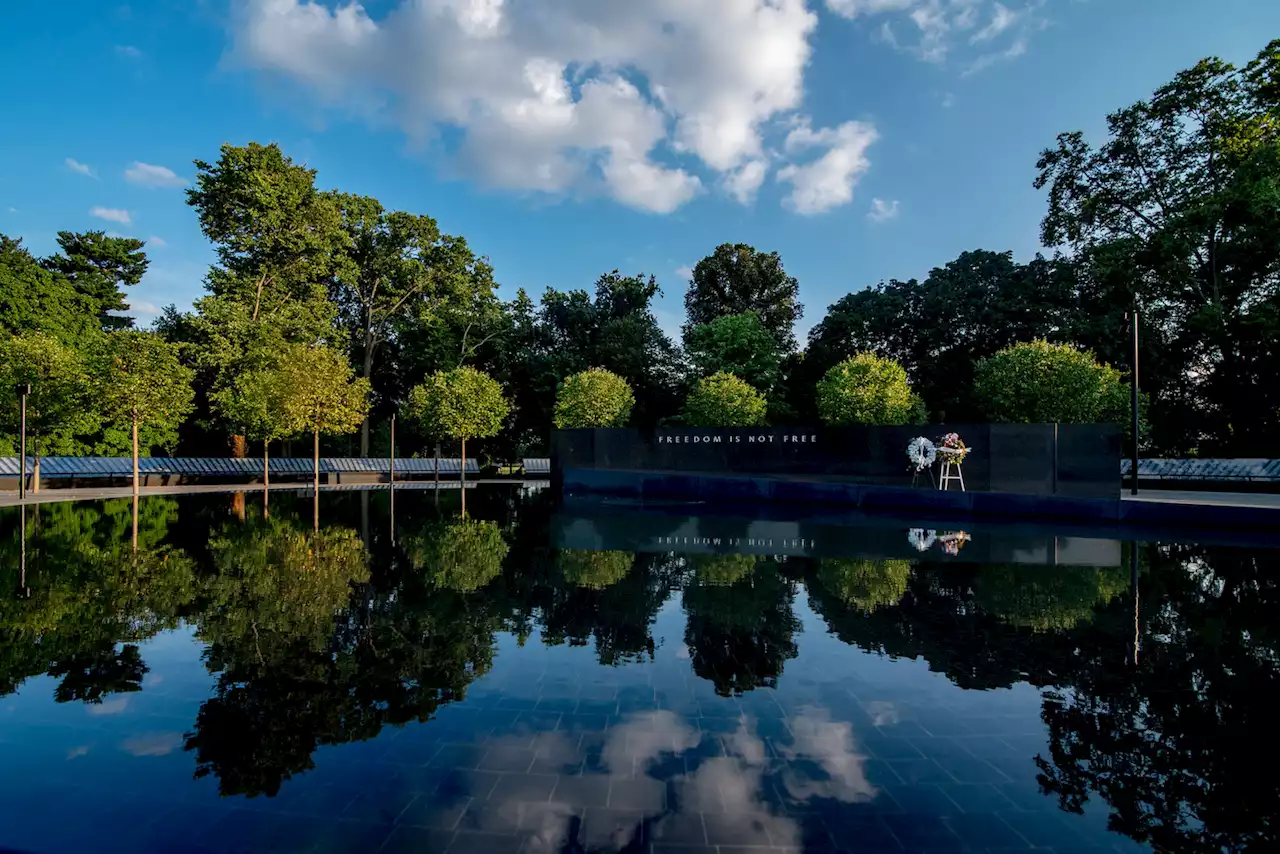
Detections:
[313, 428, 320, 532]
[434, 441, 440, 489]
[132, 417, 140, 502]
[17, 384, 28, 500]
[18, 505, 28, 598]
[132, 495, 139, 554]
[460, 437, 467, 487]
[1130, 307, 1140, 496]
[1130, 539, 1140, 666]
[389, 415, 396, 484]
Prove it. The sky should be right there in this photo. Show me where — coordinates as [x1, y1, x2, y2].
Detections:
[2, 0, 1278, 342]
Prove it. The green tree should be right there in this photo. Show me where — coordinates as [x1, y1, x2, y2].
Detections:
[0, 333, 97, 477]
[93, 332, 195, 494]
[187, 142, 346, 456]
[407, 519, 509, 592]
[684, 310, 781, 393]
[816, 558, 912, 613]
[276, 344, 370, 497]
[1034, 40, 1280, 454]
[208, 357, 295, 489]
[328, 194, 497, 454]
[816, 353, 925, 426]
[973, 340, 1132, 425]
[799, 250, 1076, 422]
[404, 366, 509, 466]
[557, 549, 634, 590]
[41, 231, 149, 331]
[0, 234, 97, 341]
[684, 243, 803, 352]
[681, 371, 768, 427]
[553, 368, 635, 429]
[973, 564, 1129, 631]
[687, 553, 758, 587]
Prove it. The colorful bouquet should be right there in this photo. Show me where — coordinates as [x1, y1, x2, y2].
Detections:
[936, 432, 968, 465]
[937, 531, 971, 555]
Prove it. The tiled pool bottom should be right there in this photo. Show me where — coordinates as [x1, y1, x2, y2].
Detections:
[0, 602, 1137, 854]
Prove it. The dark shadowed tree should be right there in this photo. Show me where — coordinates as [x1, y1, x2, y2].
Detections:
[684, 243, 803, 352]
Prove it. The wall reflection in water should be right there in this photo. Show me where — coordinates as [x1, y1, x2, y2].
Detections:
[0, 487, 1275, 853]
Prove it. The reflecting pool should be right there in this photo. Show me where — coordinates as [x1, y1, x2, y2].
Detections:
[0, 485, 1275, 853]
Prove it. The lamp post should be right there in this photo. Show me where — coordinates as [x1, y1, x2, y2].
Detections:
[16, 383, 29, 500]
[1128, 306, 1140, 496]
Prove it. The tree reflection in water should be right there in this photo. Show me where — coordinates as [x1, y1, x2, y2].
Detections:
[0, 493, 1278, 851]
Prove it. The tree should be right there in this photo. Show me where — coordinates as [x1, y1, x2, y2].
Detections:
[1034, 40, 1280, 454]
[276, 344, 370, 503]
[404, 366, 509, 468]
[816, 353, 924, 426]
[329, 194, 498, 454]
[0, 234, 97, 341]
[815, 558, 912, 613]
[683, 310, 781, 393]
[681, 371, 768, 427]
[93, 332, 195, 496]
[799, 250, 1076, 422]
[973, 340, 1131, 425]
[687, 553, 758, 587]
[553, 368, 635, 429]
[0, 334, 97, 480]
[684, 243, 803, 352]
[208, 357, 295, 492]
[187, 142, 346, 456]
[407, 519, 509, 593]
[556, 549, 634, 590]
[41, 231, 149, 331]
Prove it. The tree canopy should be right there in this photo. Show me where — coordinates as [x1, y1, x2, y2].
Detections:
[684, 310, 781, 392]
[684, 243, 803, 352]
[681, 371, 768, 428]
[553, 368, 635, 429]
[405, 366, 509, 444]
[973, 340, 1131, 425]
[816, 353, 924, 426]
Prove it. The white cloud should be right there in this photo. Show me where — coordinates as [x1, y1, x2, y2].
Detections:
[226, 0, 823, 213]
[128, 300, 161, 317]
[145, 235, 167, 247]
[675, 265, 694, 280]
[116, 44, 143, 58]
[90, 207, 132, 224]
[124, 162, 188, 188]
[868, 197, 900, 221]
[65, 157, 94, 177]
[777, 119, 878, 215]
[826, 0, 1040, 68]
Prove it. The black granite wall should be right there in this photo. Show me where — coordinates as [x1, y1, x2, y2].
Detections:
[551, 424, 1120, 499]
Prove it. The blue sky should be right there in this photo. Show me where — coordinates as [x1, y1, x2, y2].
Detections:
[2, 0, 1277, 341]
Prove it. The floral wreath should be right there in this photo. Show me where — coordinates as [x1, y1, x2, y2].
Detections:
[936, 432, 969, 465]
[905, 437, 937, 472]
[937, 531, 971, 555]
[906, 528, 936, 552]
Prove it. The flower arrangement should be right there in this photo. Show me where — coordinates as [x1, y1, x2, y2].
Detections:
[906, 528, 937, 552]
[905, 437, 937, 472]
[936, 432, 968, 465]
[937, 531, 971, 555]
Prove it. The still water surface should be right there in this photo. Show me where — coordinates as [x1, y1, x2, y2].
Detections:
[0, 486, 1274, 853]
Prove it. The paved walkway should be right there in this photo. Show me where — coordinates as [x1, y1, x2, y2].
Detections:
[0, 479, 543, 508]
[1121, 489, 1280, 509]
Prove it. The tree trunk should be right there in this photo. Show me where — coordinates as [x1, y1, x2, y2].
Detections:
[232, 434, 247, 458]
[31, 431, 40, 494]
[359, 333, 376, 457]
[131, 496, 139, 553]
[313, 427, 320, 531]
[461, 438, 467, 487]
[263, 442, 270, 517]
[132, 417, 140, 501]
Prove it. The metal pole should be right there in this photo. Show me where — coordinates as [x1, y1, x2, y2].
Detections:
[17, 384, 29, 500]
[1130, 539, 1140, 666]
[389, 415, 396, 484]
[1130, 307, 1140, 496]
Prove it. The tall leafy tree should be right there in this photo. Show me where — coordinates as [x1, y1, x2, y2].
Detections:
[208, 357, 296, 490]
[683, 310, 781, 393]
[0, 334, 97, 471]
[329, 194, 499, 454]
[1034, 39, 1280, 454]
[0, 234, 96, 341]
[186, 142, 346, 456]
[93, 331, 195, 495]
[681, 371, 768, 427]
[973, 340, 1133, 426]
[683, 243, 803, 352]
[41, 231, 149, 331]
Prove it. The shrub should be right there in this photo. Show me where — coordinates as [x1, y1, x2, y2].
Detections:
[553, 368, 635, 428]
[681, 371, 768, 427]
[816, 353, 924, 425]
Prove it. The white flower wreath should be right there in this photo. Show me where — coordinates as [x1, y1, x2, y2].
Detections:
[906, 437, 937, 472]
[907, 528, 937, 552]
